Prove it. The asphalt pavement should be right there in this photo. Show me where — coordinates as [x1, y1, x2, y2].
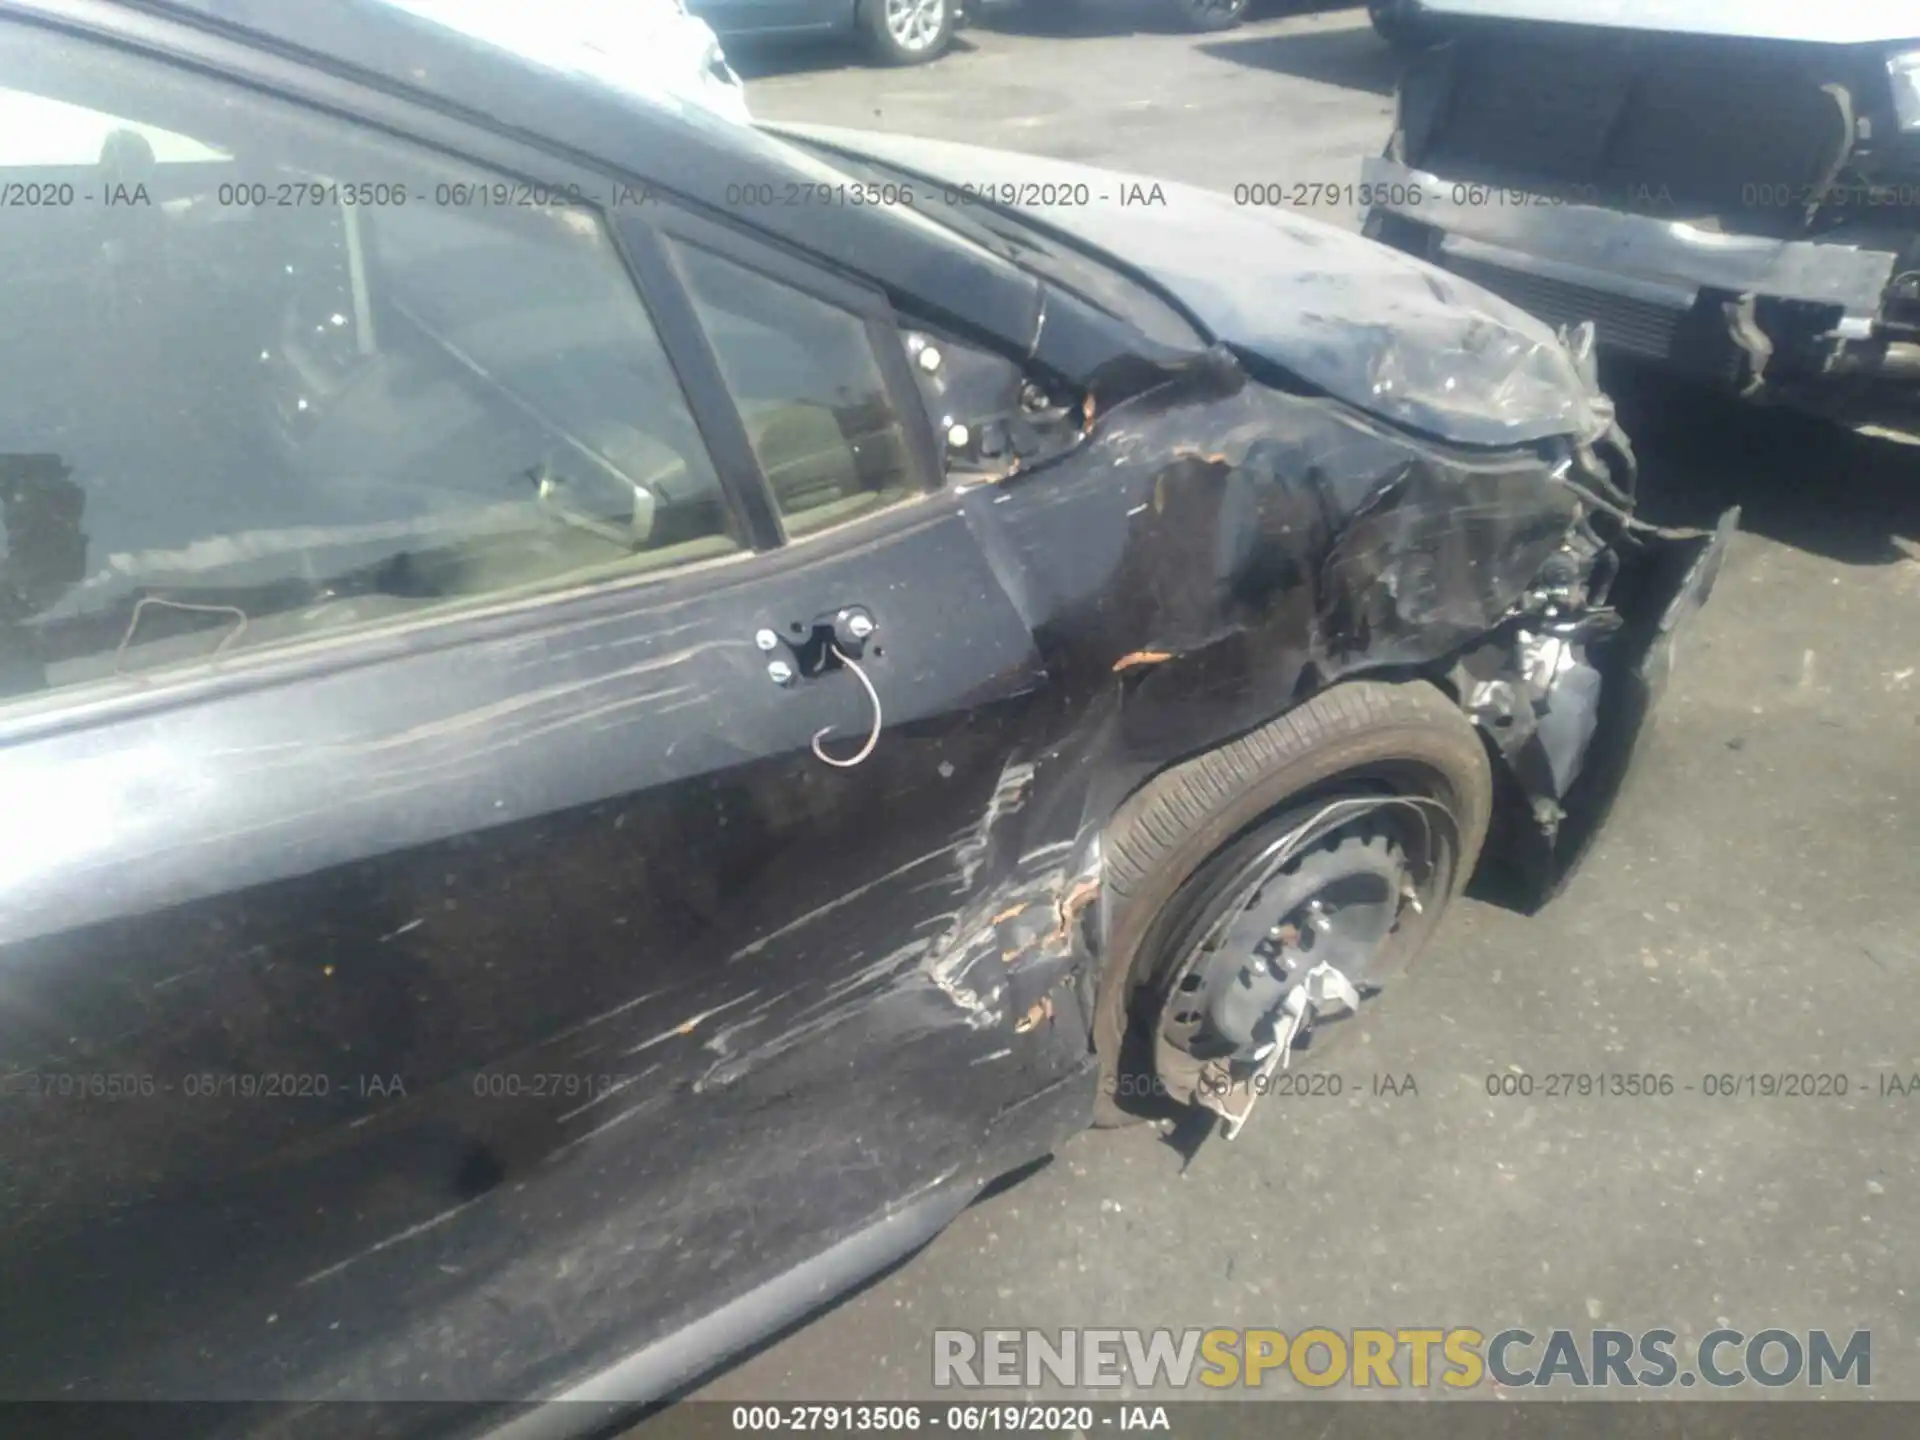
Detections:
[673, 2, 1920, 1405]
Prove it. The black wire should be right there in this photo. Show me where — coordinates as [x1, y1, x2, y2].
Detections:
[1548, 468, 1716, 542]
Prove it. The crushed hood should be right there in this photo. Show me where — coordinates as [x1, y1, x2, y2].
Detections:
[1414, 0, 1920, 45]
[775, 125, 1609, 449]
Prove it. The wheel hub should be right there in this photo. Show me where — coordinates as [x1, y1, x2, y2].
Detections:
[884, 0, 945, 49]
[1159, 826, 1408, 1066]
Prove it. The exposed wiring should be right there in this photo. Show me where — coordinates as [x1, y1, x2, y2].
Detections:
[1546, 460, 1717, 541]
[811, 643, 883, 769]
[115, 595, 249, 673]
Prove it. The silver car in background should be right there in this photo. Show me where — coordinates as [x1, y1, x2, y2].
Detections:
[387, 0, 752, 124]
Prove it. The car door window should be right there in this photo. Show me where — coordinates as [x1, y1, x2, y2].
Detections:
[665, 241, 919, 536]
[0, 23, 738, 708]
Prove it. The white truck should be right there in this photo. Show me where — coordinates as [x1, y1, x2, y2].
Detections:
[1361, 1, 1920, 442]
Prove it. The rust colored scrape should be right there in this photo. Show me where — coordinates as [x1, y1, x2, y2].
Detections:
[1048, 876, 1101, 950]
[1111, 651, 1173, 673]
[1013, 995, 1054, 1034]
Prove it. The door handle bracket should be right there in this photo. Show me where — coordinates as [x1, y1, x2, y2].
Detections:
[754, 608, 878, 684]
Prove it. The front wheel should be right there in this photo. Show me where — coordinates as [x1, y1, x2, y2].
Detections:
[1169, 0, 1248, 33]
[863, 0, 955, 64]
[1092, 680, 1492, 1129]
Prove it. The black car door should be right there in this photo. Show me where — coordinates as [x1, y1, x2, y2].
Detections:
[0, 11, 1081, 1417]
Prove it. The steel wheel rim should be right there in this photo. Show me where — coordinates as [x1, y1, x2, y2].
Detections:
[884, 0, 945, 50]
[1158, 821, 1412, 1064]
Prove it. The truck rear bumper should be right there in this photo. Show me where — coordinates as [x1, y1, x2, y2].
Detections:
[1361, 155, 1903, 345]
[1362, 157, 1920, 438]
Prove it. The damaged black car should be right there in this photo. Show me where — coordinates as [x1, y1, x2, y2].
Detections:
[0, 0, 1730, 1434]
[1361, 0, 1920, 443]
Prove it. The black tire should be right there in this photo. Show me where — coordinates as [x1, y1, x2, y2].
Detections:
[1169, 0, 1248, 33]
[862, 0, 956, 64]
[1091, 680, 1492, 1127]
[1369, 0, 1433, 49]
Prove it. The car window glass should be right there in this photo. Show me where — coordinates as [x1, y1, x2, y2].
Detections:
[0, 24, 738, 708]
[666, 242, 918, 537]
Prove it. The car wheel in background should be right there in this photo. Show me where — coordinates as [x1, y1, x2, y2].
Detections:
[1091, 681, 1493, 1128]
[1169, 0, 1248, 31]
[864, 0, 955, 63]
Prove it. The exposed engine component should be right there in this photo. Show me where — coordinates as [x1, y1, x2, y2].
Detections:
[1455, 517, 1621, 837]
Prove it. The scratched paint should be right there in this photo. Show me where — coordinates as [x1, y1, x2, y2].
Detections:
[0, 7, 1731, 1402]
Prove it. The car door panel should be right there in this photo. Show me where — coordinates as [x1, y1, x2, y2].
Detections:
[0, 492, 1087, 1407]
[0, 7, 1095, 1419]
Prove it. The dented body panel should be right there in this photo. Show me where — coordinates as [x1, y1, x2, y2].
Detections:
[0, 0, 1728, 1431]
